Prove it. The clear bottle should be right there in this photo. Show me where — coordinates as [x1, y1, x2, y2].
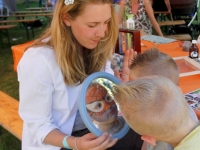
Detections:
[126, 14, 135, 30]
[189, 40, 199, 60]
[126, 14, 135, 49]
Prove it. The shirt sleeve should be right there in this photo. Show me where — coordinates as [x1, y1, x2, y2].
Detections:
[18, 48, 58, 146]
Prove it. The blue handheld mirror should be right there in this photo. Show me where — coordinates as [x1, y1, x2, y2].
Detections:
[79, 72, 130, 139]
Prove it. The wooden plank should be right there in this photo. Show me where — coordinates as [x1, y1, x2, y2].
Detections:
[0, 91, 22, 140]
[0, 19, 40, 39]
[0, 14, 53, 18]
[165, 34, 192, 41]
[154, 11, 170, 14]
[25, 7, 46, 11]
[12, 10, 52, 14]
[158, 20, 185, 26]
[0, 25, 17, 29]
[0, 19, 40, 23]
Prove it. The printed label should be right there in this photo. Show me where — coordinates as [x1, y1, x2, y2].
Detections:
[190, 51, 198, 58]
[129, 23, 134, 30]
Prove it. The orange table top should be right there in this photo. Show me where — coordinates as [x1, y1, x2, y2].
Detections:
[175, 59, 195, 74]
[12, 40, 34, 71]
[12, 39, 200, 119]
[141, 40, 200, 119]
[141, 40, 190, 58]
[179, 74, 200, 95]
[179, 74, 200, 119]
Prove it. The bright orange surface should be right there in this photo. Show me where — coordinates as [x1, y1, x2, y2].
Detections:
[175, 59, 195, 73]
[11, 39, 200, 119]
[11, 41, 34, 71]
[179, 74, 200, 120]
[142, 40, 200, 119]
[141, 40, 190, 57]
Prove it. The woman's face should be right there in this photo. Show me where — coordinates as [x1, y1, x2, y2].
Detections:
[64, 3, 111, 49]
[86, 84, 118, 123]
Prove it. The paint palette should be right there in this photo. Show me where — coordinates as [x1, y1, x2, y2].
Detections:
[173, 56, 200, 76]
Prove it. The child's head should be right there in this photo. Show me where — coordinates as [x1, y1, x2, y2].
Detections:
[129, 48, 179, 85]
[113, 75, 191, 142]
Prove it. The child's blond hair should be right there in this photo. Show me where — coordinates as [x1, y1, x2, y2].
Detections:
[130, 48, 179, 85]
[113, 75, 190, 141]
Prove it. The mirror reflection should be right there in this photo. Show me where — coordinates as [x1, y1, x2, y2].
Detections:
[85, 78, 125, 134]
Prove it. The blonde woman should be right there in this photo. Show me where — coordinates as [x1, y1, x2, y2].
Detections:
[18, 0, 143, 150]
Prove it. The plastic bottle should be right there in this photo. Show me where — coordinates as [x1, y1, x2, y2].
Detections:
[189, 40, 199, 59]
[125, 14, 134, 49]
[126, 14, 135, 30]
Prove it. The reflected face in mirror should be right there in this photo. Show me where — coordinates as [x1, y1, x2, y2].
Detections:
[86, 83, 118, 123]
[78, 73, 130, 138]
[83, 77, 126, 135]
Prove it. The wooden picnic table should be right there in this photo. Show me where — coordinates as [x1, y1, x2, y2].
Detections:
[0, 25, 17, 46]
[158, 20, 185, 26]
[0, 19, 40, 39]
[25, 7, 46, 11]
[0, 14, 53, 20]
[12, 10, 52, 15]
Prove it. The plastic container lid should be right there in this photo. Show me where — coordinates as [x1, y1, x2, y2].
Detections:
[192, 40, 197, 44]
[127, 14, 133, 19]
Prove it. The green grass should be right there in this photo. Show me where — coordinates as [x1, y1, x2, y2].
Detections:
[0, 1, 50, 149]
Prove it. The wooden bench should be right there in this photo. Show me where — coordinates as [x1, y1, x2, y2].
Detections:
[0, 19, 40, 39]
[154, 11, 173, 21]
[12, 10, 52, 15]
[0, 14, 53, 22]
[158, 20, 185, 26]
[0, 91, 22, 140]
[165, 34, 192, 41]
[0, 13, 53, 19]
[25, 7, 46, 11]
[0, 25, 17, 46]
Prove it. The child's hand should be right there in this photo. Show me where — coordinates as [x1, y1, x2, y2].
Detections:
[76, 132, 118, 150]
[114, 49, 137, 83]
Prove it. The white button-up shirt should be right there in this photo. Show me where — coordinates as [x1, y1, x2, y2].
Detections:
[18, 46, 114, 150]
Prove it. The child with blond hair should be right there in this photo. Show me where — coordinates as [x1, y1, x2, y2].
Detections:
[129, 48, 198, 150]
[112, 75, 200, 150]
[129, 48, 179, 84]
[112, 48, 198, 150]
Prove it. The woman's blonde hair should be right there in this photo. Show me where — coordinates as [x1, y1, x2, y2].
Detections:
[113, 75, 190, 141]
[28, 0, 118, 85]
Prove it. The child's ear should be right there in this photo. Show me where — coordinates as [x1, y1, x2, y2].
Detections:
[141, 135, 156, 146]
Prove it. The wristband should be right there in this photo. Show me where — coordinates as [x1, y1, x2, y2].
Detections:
[62, 135, 72, 149]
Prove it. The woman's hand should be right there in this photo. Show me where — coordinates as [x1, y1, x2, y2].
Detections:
[114, 49, 137, 83]
[76, 132, 118, 150]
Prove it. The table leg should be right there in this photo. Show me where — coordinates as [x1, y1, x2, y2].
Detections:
[0, 29, 11, 47]
[0, 31, 3, 48]
[23, 22, 30, 39]
[5, 29, 11, 46]
[31, 25, 34, 38]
